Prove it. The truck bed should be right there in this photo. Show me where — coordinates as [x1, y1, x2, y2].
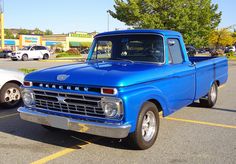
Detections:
[189, 56, 228, 100]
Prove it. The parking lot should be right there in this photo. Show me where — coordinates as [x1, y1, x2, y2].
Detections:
[0, 59, 235, 164]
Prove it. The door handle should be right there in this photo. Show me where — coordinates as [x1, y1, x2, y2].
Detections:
[188, 62, 196, 67]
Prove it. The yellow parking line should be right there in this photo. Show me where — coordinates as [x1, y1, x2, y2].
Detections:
[165, 117, 236, 129]
[31, 147, 79, 164]
[31, 138, 96, 164]
[0, 113, 18, 119]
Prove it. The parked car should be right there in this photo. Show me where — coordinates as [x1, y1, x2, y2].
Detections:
[0, 69, 24, 108]
[227, 46, 235, 52]
[197, 48, 207, 54]
[18, 29, 228, 150]
[11, 46, 50, 61]
[186, 45, 197, 56]
[210, 49, 224, 57]
[0, 50, 13, 58]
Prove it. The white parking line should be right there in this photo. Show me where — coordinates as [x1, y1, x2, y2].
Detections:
[0, 113, 19, 119]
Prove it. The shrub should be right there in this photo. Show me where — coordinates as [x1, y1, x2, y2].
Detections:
[66, 49, 81, 55]
[226, 51, 234, 58]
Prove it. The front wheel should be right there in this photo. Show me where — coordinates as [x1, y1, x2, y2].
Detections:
[199, 83, 218, 108]
[0, 83, 21, 108]
[128, 101, 159, 150]
[22, 54, 28, 61]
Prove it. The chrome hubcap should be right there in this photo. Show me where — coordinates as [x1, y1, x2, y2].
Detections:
[210, 85, 217, 101]
[142, 111, 156, 142]
[4, 87, 20, 104]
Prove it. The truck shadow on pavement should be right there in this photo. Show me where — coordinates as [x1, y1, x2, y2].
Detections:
[188, 102, 236, 113]
[0, 106, 136, 150]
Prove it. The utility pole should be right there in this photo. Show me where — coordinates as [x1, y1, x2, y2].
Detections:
[107, 10, 110, 31]
[0, 0, 4, 49]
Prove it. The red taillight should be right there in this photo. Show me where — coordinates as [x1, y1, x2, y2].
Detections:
[23, 81, 32, 87]
[101, 88, 117, 95]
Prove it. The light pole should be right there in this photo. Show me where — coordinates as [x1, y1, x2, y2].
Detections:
[0, 0, 4, 49]
[107, 10, 110, 31]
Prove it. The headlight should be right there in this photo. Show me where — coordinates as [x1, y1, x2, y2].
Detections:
[101, 97, 123, 118]
[22, 89, 35, 107]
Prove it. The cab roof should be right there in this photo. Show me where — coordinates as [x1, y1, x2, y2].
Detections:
[95, 29, 182, 38]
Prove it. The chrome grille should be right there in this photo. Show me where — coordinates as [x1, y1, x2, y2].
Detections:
[33, 90, 105, 118]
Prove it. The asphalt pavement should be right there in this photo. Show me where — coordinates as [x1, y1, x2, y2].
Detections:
[0, 58, 235, 164]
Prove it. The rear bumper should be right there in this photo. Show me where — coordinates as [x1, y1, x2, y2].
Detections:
[18, 107, 131, 138]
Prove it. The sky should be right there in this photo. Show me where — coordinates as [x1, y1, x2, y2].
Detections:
[3, 0, 236, 34]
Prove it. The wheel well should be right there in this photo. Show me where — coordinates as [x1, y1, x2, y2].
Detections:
[148, 99, 163, 112]
[5, 80, 22, 87]
[215, 80, 220, 86]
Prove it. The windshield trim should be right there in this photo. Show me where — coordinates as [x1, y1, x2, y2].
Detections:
[88, 33, 166, 65]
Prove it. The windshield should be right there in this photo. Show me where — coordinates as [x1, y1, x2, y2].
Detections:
[89, 34, 164, 63]
[21, 46, 31, 50]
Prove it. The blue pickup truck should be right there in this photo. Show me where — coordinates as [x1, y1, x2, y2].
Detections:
[18, 30, 228, 149]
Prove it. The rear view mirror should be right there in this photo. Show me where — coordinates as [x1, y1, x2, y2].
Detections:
[168, 40, 175, 46]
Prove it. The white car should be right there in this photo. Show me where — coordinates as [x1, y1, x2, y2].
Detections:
[11, 45, 50, 61]
[0, 69, 24, 108]
[228, 46, 236, 52]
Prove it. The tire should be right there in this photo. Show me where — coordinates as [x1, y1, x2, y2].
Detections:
[0, 83, 21, 108]
[43, 53, 49, 60]
[199, 83, 218, 108]
[41, 125, 61, 131]
[22, 54, 28, 61]
[128, 101, 160, 150]
[11, 58, 17, 61]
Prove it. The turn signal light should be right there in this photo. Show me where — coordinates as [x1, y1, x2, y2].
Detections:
[23, 81, 32, 87]
[101, 88, 118, 95]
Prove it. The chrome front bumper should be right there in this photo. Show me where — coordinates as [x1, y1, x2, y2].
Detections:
[18, 107, 131, 138]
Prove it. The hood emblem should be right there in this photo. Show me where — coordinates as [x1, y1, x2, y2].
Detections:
[57, 74, 70, 81]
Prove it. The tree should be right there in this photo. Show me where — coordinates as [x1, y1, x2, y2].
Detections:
[34, 28, 43, 35]
[45, 29, 53, 35]
[5, 29, 15, 39]
[109, 0, 221, 48]
[209, 28, 235, 48]
[19, 28, 29, 34]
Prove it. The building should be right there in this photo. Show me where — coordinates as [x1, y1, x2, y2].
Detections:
[2, 31, 97, 51]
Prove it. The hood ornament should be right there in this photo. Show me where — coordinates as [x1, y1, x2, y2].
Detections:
[57, 74, 70, 81]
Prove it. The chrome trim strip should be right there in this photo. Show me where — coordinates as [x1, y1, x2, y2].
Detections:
[18, 107, 131, 138]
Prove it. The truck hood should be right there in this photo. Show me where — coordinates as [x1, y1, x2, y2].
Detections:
[25, 61, 167, 87]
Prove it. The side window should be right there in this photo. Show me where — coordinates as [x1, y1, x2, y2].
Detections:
[40, 46, 46, 50]
[167, 39, 183, 64]
[31, 46, 36, 51]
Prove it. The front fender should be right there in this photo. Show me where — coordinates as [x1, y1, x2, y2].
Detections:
[119, 85, 169, 132]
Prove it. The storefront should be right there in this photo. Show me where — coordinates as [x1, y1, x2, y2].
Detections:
[0, 39, 19, 50]
[1, 32, 95, 51]
[66, 32, 93, 50]
[19, 34, 42, 48]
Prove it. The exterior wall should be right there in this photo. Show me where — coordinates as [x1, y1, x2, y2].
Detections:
[2, 32, 95, 51]
[19, 34, 42, 48]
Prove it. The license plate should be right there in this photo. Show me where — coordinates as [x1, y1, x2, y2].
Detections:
[48, 115, 69, 130]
